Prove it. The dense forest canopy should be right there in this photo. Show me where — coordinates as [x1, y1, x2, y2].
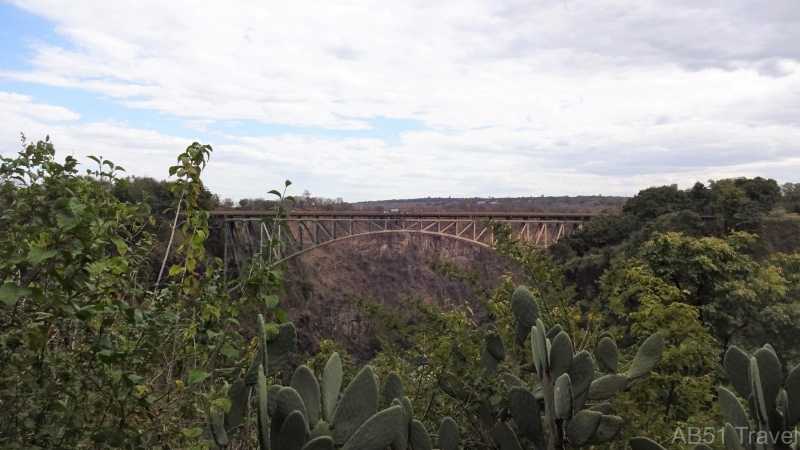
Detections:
[2, 138, 800, 449]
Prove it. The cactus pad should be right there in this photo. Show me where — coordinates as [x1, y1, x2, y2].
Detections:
[565, 409, 602, 446]
[266, 322, 297, 376]
[507, 387, 545, 450]
[724, 345, 753, 399]
[586, 415, 623, 444]
[438, 417, 459, 450]
[277, 386, 309, 429]
[301, 436, 334, 450]
[409, 419, 433, 450]
[256, 368, 271, 450]
[588, 374, 629, 400]
[497, 421, 523, 450]
[511, 286, 540, 331]
[225, 378, 247, 432]
[291, 365, 321, 425]
[384, 371, 404, 406]
[626, 333, 663, 381]
[332, 365, 379, 446]
[341, 405, 404, 450]
[629, 436, 666, 450]
[549, 331, 573, 381]
[554, 373, 573, 419]
[321, 352, 342, 422]
[596, 337, 619, 374]
[275, 410, 308, 450]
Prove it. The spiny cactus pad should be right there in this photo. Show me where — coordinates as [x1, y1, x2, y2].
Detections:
[496, 421, 523, 450]
[596, 337, 619, 374]
[266, 322, 297, 376]
[565, 409, 602, 446]
[409, 419, 433, 450]
[321, 352, 342, 422]
[256, 368, 271, 450]
[210, 408, 229, 447]
[569, 350, 594, 410]
[275, 410, 308, 450]
[291, 365, 321, 425]
[629, 436, 666, 450]
[507, 386, 545, 450]
[267, 384, 281, 418]
[301, 436, 334, 450]
[384, 371, 404, 406]
[438, 417, 459, 450]
[588, 374, 629, 400]
[332, 365, 379, 446]
[554, 373, 573, 419]
[724, 345, 753, 399]
[626, 332, 663, 381]
[225, 378, 247, 432]
[586, 415, 623, 444]
[341, 405, 404, 450]
[511, 286, 540, 333]
[549, 331, 573, 381]
[277, 386, 309, 429]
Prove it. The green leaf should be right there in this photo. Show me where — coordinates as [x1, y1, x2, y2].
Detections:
[263, 294, 280, 310]
[110, 237, 128, 256]
[220, 343, 239, 358]
[212, 396, 232, 413]
[264, 322, 280, 340]
[75, 304, 99, 320]
[274, 308, 287, 323]
[56, 214, 80, 231]
[168, 265, 182, 276]
[28, 246, 57, 265]
[180, 428, 204, 438]
[188, 368, 211, 385]
[0, 282, 32, 306]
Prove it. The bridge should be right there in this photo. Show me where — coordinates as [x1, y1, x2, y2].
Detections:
[211, 211, 595, 271]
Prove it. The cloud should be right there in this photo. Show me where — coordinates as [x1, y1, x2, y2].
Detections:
[1, 0, 799, 200]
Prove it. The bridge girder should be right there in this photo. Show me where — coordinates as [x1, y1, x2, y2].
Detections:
[216, 213, 588, 273]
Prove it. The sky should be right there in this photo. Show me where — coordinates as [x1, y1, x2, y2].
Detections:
[1, 0, 799, 202]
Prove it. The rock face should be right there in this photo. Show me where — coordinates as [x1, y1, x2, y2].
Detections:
[281, 233, 512, 362]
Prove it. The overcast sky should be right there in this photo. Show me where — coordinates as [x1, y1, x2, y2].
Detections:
[1, 0, 799, 201]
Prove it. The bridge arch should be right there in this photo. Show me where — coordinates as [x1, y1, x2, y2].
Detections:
[214, 211, 590, 273]
[275, 229, 492, 263]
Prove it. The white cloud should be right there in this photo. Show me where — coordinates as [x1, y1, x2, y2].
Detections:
[1, 0, 800, 200]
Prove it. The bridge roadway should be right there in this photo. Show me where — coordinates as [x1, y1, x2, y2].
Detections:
[211, 210, 596, 269]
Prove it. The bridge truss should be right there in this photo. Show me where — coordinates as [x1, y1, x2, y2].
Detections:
[213, 211, 592, 272]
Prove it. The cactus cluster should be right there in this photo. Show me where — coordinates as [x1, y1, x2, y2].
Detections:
[717, 344, 800, 450]
[630, 344, 800, 450]
[440, 286, 664, 450]
[211, 314, 458, 450]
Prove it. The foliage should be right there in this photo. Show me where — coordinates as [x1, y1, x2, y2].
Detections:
[0, 137, 285, 449]
[622, 185, 694, 224]
[599, 257, 721, 446]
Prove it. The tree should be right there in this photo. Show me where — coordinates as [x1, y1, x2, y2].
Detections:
[622, 185, 693, 224]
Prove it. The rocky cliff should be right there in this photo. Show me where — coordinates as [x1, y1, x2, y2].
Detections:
[280, 233, 512, 362]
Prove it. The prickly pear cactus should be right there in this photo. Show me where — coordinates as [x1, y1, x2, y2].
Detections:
[713, 344, 800, 450]
[447, 285, 664, 450]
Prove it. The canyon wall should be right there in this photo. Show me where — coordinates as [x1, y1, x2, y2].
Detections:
[280, 233, 513, 361]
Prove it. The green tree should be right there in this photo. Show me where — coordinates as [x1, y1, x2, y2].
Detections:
[622, 185, 693, 224]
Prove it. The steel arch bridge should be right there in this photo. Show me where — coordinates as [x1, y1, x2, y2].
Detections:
[212, 211, 594, 272]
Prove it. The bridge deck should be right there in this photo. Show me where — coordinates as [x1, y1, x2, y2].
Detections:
[211, 210, 598, 220]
